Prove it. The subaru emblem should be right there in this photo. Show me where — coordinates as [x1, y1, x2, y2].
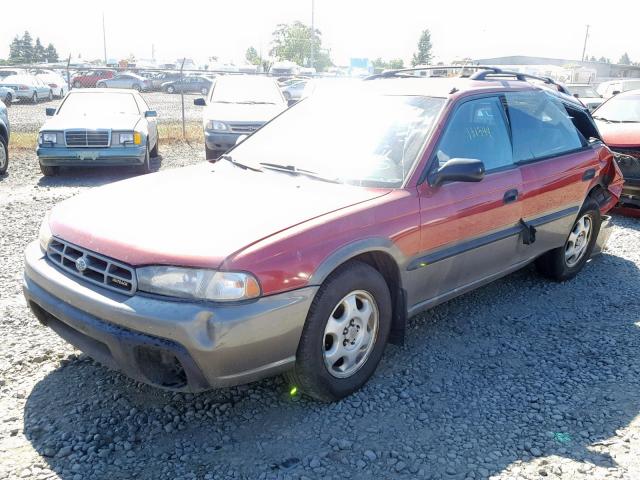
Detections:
[75, 256, 88, 272]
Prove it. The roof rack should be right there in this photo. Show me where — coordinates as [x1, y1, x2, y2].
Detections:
[364, 65, 570, 95]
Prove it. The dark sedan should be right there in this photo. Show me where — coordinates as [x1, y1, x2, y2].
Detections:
[162, 76, 213, 95]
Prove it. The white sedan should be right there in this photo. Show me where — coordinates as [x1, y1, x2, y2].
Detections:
[37, 72, 68, 99]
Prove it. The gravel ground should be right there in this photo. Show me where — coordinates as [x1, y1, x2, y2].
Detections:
[1, 145, 640, 480]
[7, 91, 203, 133]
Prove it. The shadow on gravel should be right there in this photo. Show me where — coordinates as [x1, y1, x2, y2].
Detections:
[23, 252, 640, 479]
[36, 166, 143, 188]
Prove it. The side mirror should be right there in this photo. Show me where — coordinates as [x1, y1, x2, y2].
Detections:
[573, 93, 580, 98]
[428, 158, 485, 187]
[287, 99, 297, 107]
[144, 110, 157, 118]
[612, 90, 621, 96]
[45, 107, 56, 116]
[235, 135, 248, 145]
[194, 98, 206, 106]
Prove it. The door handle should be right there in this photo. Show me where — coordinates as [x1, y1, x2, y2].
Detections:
[503, 189, 519, 204]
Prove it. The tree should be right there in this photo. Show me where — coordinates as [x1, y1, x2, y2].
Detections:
[34, 38, 46, 63]
[589, 55, 597, 62]
[411, 29, 433, 66]
[45, 43, 59, 63]
[619, 52, 631, 65]
[597, 56, 611, 64]
[245, 46, 261, 66]
[270, 21, 332, 71]
[388, 58, 405, 69]
[8, 36, 21, 63]
[20, 31, 34, 64]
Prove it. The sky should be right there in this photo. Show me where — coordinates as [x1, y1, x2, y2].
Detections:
[2, 0, 640, 66]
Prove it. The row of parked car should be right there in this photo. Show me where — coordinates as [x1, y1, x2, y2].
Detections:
[0, 68, 68, 105]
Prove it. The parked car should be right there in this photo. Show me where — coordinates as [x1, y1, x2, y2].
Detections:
[97, 73, 152, 91]
[194, 75, 287, 159]
[0, 74, 53, 103]
[162, 75, 213, 94]
[593, 90, 640, 209]
[0, 86, 14, 107]
[281, 80, 308, 102]
[565, 83, 603, 111]
[597, 79, 640, 99]
[24, 70, 623, 401]
[71, 70, 115, 88]
[36, 88, 159, 176]
[147, 71, 182, 91]
[37, 71, 68, 99]
[0, 101, 9, 174]
[0, 68, 27, 80]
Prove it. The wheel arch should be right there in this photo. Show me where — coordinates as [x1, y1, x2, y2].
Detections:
[309, 239, 408, 346]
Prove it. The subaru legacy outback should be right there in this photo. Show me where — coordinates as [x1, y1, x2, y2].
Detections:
[24, 67, 623, 401]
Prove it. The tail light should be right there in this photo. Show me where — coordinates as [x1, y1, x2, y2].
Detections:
[18, 85, 29, 90]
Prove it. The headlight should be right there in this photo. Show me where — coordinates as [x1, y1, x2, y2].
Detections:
[118, 132, 142, 145]
[39, 132, 57, 144]
[206, 120, 228, 131]
[136, 266, 261, 302]
[38, 213, 52, 251]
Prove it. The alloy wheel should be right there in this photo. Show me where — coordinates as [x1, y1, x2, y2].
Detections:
[0, 144, 7, 172]
[565, 214, 592, 267]
[323, 290, 379, 378]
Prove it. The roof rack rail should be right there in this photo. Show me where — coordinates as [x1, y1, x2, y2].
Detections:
[468, 69, 570, 94]
[363, 65, 501, 81]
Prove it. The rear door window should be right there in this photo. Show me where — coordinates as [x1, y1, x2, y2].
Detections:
[505, 91, 586, 162]
[435, 96, 513, 172]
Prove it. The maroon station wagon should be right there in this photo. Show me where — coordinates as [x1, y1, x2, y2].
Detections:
[24, 67, 624, 401]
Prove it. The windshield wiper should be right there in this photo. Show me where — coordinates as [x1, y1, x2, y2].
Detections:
[259, 162, 340, 183]
[218, 154, 262, 171]
[592, 116, 619, 123]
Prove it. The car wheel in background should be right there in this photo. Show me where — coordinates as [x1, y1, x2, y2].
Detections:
[535, 198, 601, 282]
[31, 92, 38, 103]
[133, 84, 141, 92]
[3, 93, 11, 107]
[48, 90, 53, 101]
[166, 85, 175, 94]
[283, 91, 291, 100]
[73, 80, 81, 88]
[285, 261, 392, 401]
[138, 144, 157, 174]
[96, 82, 106, 88]
[39, 163, 58, 177]
[0, 136, 8, 175]
[205, 146, 224, 161]
[201, 87, 208, 95]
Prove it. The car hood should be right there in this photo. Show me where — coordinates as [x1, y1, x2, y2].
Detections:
[203, 102, 287, 123]
[40, 114, 142, 132]
[596, 121, 640, 148]
[49, 162, 391, 268]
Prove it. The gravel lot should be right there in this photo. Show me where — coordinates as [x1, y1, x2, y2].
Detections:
[1, 144, 640, 480]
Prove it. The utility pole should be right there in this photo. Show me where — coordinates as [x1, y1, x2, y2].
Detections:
[581, 24, 590, 62]
[310, 0, 315, 70]
[102, 13, 107, 65]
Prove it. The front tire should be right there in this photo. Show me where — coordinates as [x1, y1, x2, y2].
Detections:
[166, 85, 175, 94]
[535, 198, 601, 282]
[286, 261, 392, 401]
[96, 82, 106, 88]
[31, 92, 38, 103]
[39, 163, 58, 177]
[3, 92, 11, 107]
[47, 90, 53, 101]
[0, 136, 8, 175]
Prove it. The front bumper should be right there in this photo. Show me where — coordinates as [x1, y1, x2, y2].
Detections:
[23, 241, 316, 391]
[37, 145, 146, 167]
[204, 130, 242, 152]
[620, 179, 640, 208]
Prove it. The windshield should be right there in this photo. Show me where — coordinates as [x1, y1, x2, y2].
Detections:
[594, 95, 640, 122]
[210, 77, 283, 104]
[58, 92, 140, 116]
[569, 85, 599, 98]
[229, 92, 445, 187]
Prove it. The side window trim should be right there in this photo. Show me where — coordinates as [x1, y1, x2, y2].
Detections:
[419, 93, 516, 184]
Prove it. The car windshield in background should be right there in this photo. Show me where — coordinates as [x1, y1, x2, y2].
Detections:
[59, 92, 139, 116]
[594, 94, 640, 123]
[230, 93, 445, 187]
[211, 78, 283, 104]
[570, 86, 599, 97]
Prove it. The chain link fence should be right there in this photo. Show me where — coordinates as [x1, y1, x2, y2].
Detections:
[1, 63, 297, 149]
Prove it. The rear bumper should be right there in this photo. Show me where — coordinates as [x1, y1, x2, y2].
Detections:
[37, 146, 146, 167]
[23, 241, 316, 391]
[204, 131, 241, 152]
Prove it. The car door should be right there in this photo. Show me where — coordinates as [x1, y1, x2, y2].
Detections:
[504, 90, 599, 261]
[411, 95, 523, 307]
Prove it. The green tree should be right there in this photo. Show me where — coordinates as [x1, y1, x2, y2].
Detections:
[21, 31, 34, 63]
[388, 58, 405, 69]
[8, 36, 21, 63]
[411, 29, 433, 66]
[34, 38, 46, 63]
[45, 43, 59, 63]
[270, 21, 332, 71]
[245, 46, 261, 66]
[619, 52, 631, 65]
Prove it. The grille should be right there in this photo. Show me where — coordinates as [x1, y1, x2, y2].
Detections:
[613, 148, 640, 180]
[47, 238, 136, 295]
[229, 123, 263, 134]
[65, 130, 110, 147]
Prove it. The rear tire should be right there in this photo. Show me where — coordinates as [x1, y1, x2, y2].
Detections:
[205, 146, 223, 161]
[166, 85, 175, 94]
[535, 198, 601, 282]
[133, 84, 141, 92]
[73, 80, 81, 88]
[138, 144, 157, 174]
[285, 261, 392, 402]
[48, 90, 53, 101]
[96, 82, 106, 88]
[39, 163, 58, 177]
[0, 136, 8, 175]
[31, 92, 38, 103]
[3, 92, 11, 107]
